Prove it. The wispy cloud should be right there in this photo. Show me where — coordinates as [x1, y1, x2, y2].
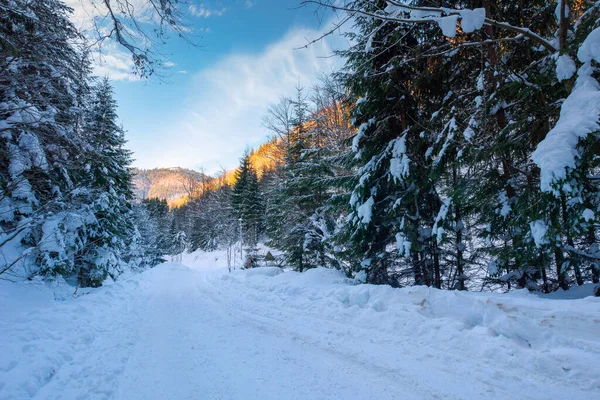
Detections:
[189, 4, 228, 18]
[65, 0, 153, 29]
[90, 42, 141, 82]
[131, 19, 347, 172]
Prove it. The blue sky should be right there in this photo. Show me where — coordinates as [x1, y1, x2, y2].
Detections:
[71, 0, 347, 173]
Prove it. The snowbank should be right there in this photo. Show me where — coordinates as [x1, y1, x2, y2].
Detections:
[0, 274, 140, 400]
[0, 260, 598, 399]
[245, 266, 283, 277]
[218, 267, 600, 395]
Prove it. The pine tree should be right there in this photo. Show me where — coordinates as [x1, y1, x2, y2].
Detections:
[129, 201, 166, 269]
[76, 78, 135, 286]
[165, 207, 188, 261]
[262, 89, 314, 270]
[188, 186, 237, 252]
[142, 197, 171, 257]
[312, 0, 600, 291]
[231, 153, 262, 246]
[328, 0, 442, 285]
[0, 0, 98, 279]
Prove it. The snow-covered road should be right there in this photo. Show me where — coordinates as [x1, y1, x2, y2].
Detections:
[116, 265, 426, 400]
[1, 257, 599, 400]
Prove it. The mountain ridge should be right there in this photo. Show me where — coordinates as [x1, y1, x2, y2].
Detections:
[132, 167, 209, 207]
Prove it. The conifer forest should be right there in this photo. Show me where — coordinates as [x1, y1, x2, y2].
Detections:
[1, 1, 599, 399]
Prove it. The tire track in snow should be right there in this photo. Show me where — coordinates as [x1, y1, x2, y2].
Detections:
[194, 269, 599, 400]
[114, 265, 425, 399]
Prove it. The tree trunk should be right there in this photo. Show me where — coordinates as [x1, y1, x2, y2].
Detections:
[549, 202, 568, 289]
[412, 250, 424, 285]
[561, 195, 583, 285]
[590, 226, 600, 284]
[433, 243, 441, 289]
[554, 248, 568, 290]
[540, 252, 549, 293]
[558, 1, 569, 51]
[453, 163, 465, 291]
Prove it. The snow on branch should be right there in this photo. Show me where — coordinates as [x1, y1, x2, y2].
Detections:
[301, 0, 557, 52]
[532, 27, 600, 194]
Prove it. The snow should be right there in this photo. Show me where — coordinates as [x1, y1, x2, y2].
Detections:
[533, 27, 600, 193]
[352, 118, 375, 152]
[488, 260, 499, 275]
[532, 63, 600, 193]
[245, 266, 283, 277]
[11, 179, 37, 205]
[353, 269, 367, 284]
[432, 198, 452, 243]
[434, 118, 457, 165]
[18, 132, 48, 171]
[356, 196, 374, 224]
[395, 232, 411, 257]
[477, 73, 485, 91]
[530, 219, 549, 248]
[436, 15, 459, 38]
[555, 2, 570, 23]
[556, 54, 576, 81]
[407, 9, 442, 19]
[39, 217, 64, 254]
[349, 191, 359, 207]
[463, 116, 477, 141]
[0, 251, 599, 400]
[582, 208, 595, 221]
[578, 27, 600, 64]
[497, 190, 512, 217]
[424, 146, 433, 159]
[388, 135, 410, 181]
[540, 283, 598, 300]
[0, 198, 14, 223]
[459, 8, 486, 33]
[364, 32, 375, 53]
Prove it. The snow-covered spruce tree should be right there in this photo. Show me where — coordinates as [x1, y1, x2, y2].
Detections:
[263, 168, 287, 249]
[263, 88, 316, 271]
[140, 197, 171, 257]
[262, 86, 350, 271]
[129, 201, 166, 269]
[188, 198, 218, 252]
[77, 78, 135, 286]
[295, 83, 355, 270]
[420, 1, 557, 290]
[0, 0, 99, 279]
[276, 81, 356, 271]
[188, 185, 237, 252]
[165, 207, 188, 261]
[463, 0, 600, 291]
[329, 0, 449, 286]
[262, 97, 295, 254]
[528, 3, 600, 289]
[310, 0, 599, 290]
[231, 153, 262, 247]
[460, 0, 560, 292]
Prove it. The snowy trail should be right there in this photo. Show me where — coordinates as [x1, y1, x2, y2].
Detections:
[1, 259, 599, 400]
[115, 265, 421, 400]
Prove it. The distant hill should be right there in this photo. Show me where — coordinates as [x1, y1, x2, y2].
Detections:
[131, 137, 283, 208]
[132, 167, 209, 207]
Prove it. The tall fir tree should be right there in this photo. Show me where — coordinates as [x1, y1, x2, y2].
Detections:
[1, 0, 97, 280]
[77, 78, 135, 286]
[231, 153, 262, 246]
